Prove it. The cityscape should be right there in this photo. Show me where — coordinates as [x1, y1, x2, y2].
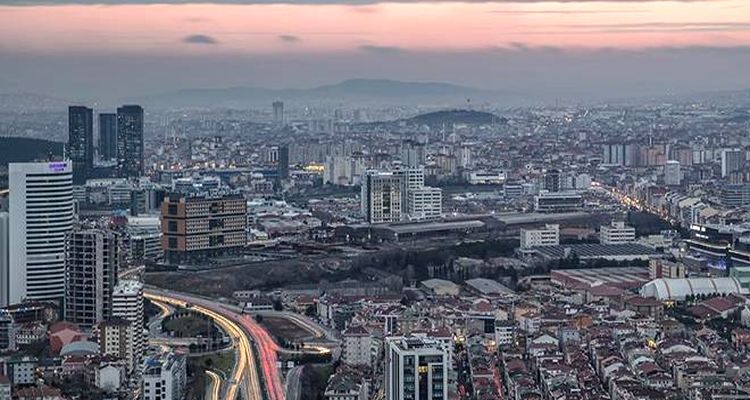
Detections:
[2, 1, 750, 400]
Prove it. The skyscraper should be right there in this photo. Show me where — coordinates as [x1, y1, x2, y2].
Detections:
[8, 162, 74, 305]
[278, 145, 289, 180]
[116, 105, 144, 178]
[65, 228, 120, 330]
[272, 101, 284, 125]
[0, 213, 8, 307]
[99, 113, 117, 161]
[385, 336, 449, 400]
[68, 106, 94, 184]
[722, 149, 744, 178]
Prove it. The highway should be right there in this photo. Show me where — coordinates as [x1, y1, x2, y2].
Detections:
[205, 370, 222, 400]
[145, 290, 264, 400]
[284, 366, 304, 400]
[238, 313, 286, 400]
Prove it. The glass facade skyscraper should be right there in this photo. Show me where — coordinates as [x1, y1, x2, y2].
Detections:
[68, 106, 94, 184]
[116, 105, 144, 178]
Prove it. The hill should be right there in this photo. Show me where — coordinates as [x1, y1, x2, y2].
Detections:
[408, 109, 506, 126]
[0, 137, 64, 165]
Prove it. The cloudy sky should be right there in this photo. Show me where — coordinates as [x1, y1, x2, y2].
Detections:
[1, 0, 750, 102]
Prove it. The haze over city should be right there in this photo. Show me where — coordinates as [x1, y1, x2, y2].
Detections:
[2, 1, 750, 400]
[2, 0, 750, 101]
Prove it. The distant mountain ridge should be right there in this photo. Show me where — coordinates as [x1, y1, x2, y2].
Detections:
[135, 79, 503, 108]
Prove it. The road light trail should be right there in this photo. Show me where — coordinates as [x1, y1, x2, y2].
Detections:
[205, 370, 222, 400]
[239, 314, 286, 400]
[144, 291, 263, 400]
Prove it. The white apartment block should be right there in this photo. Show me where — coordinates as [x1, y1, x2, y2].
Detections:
[112, 280, 144, 369]
[96, 318, 136, 373]
[520, 224, 560, 249]
[600, 221, 636, 245]
[342, 325, 373, 367]
[142, 351, 186, 400]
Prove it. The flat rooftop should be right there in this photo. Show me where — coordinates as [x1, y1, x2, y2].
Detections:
[551, 266, 651, 289]
[531, 243, 660, 259]
[493, 212, 591, 226]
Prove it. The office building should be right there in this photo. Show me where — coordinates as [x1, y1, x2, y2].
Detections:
[112, 280, 144, 368]
[278, 145, 289, 180]
[161, 189, 247, 264]
[96, 318, 136, 372]
[534, 191, 583, 213]
[385, 336, 449, 400]
[116, 105, 144, 178]
[722, 149, 744, 178]
[664, 160, 681, 186]
[8, 162, 74, 305]
[65, 229, 120, 330]
[99, 113, 117, 161]
[407, 187, 442, 222]
[142, 351, 187, 400]
[361, 171, 404, 224]
[520, 224, 560, 249]
[600, 221, 636, 245]
[68, 106, 94, 184]
[272, 101, 284, 125]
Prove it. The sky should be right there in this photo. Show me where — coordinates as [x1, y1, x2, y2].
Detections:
[1, 0, 750, 102]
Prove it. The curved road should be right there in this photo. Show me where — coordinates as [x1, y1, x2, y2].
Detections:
[205, 370, 222, 400]
[145, 290, 264, 400]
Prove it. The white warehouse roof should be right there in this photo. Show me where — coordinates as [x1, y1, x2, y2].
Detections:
[640, 278, 746, 301]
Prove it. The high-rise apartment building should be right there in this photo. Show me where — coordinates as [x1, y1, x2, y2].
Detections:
[65, 228, 120, 330]
[544, 169, 562, 192]
[722, 149, 744, 178]
[272, 101, 284, 125]
[361, 171, 404, 224]
[8, 162, 74, 305]
[400, 140, 426, 168]
[99, 113, 117, 161]
[116, 105, 144, 178]
[362, 167, 442, 223]
[112, 280, 144, 368]
[664, 160, 681, 186]
[68, 106, 94, 184]
[96, 318, 136, 372]
[161, 189, 247, 264]
[385, 336, 449, 400]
